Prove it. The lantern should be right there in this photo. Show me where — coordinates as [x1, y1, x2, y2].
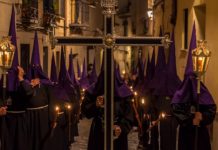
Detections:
[0, 37, 15, 70]
[192, 40, 211, 76]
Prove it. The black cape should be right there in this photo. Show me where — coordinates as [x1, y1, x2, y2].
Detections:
[172, 103, 216, 150]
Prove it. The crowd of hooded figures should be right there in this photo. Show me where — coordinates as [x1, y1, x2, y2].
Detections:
[0, 5, 217, 150]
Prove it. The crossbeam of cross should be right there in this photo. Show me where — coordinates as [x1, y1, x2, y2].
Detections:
[53, 1, 170, 149]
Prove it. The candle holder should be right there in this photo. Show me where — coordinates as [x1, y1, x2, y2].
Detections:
[192, 40, 211, 150]
[0, 37, 15, 106]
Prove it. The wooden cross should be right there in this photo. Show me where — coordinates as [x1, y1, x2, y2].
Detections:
[53, 1, 170, 149]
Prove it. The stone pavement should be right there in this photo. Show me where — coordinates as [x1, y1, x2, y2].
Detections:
[70, 118, 139, 150]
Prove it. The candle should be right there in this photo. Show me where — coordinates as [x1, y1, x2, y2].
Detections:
[141, 98, 145, 105]
[134, 91, 138, 96]
[122, 70, 125, 75]
[55, 106, 60, 114]
[131, 99, 134, 103]
[161, 112, 166, 119]
[197, 57, 203, 71]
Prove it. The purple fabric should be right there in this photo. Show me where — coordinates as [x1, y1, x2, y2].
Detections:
[172, 22, 214, 105]
[52, 84, 70, 103]
[58, 47, 77, 99]
[68, 51, 79, 86]
[165, 31, 181, 96]
[50, 53, 58, 83]
[26, 31, 51, 85]
[7, 6, 19, 91]
[79, 58, 90, 89]
[172, 75, 214, 104]
[149, 46, 166, 90]
[89, 59, 98, 84]
[185, 22, 196, 77]
[77, 59, 81, 78]
[87, 68, 133, 98]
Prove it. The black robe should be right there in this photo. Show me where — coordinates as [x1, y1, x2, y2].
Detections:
[156, 96, 178, 150]
[4, 90, 28, 150]
[172, 103, 216, 150]
[20, 80, 52, 150]
[81, 93, 134, 150]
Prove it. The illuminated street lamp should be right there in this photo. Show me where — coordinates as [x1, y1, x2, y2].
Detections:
[0, 37, 15, 105]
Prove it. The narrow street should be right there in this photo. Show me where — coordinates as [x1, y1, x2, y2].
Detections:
[70, 118, 139, 150]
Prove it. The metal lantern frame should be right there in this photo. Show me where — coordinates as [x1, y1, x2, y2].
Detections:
[0, 37, 15, 70]
[192, 40, 211, 76]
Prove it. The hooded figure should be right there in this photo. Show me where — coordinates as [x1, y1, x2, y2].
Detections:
[50, 53, 58, 84]
[79, 58, 90, 90]
[41, 50, 70, 150]
[153, 31, 181, 150]
[171, 23, 216, 150]
[18, 31, 54, 150]
[0, 6, 28, 150]
[58, 48, 80, 144]
[88, 58, 98, 85]
[81, 58, 134, 150]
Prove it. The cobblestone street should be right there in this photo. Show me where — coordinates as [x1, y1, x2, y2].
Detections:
[70, 118, 139, 150]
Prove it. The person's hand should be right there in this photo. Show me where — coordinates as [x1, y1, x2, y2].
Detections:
[193, 112, 202, 126]
[195, 112, 202, 121]
[193, 118, 201, 126]
[30, 78, 40, 88]
[96, 96, 104, 108]
[113, 125, 122, 137]
[17, 66, 25, 81]
[0, 106, 7, 116]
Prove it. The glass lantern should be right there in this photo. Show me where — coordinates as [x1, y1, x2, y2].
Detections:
[0, 37, 15, 70]
[192, 40, 211, 76]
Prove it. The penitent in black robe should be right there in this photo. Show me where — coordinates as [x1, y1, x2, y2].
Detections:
[4, 90, 28, 150]
[172, 103, 216, 150]
[81, 93, 134, 150]
[20, 80, 53, 150]
[155, 96, 178, 150]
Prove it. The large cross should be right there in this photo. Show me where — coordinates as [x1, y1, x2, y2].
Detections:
[53, 1, 170, 149]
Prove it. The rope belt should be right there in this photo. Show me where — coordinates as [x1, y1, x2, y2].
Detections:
[26, 105, 48, 110]
[7, 110, 26, 114]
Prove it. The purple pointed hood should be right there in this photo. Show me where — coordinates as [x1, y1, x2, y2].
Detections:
[151, 45, 167, 95]
[165, 31, 181, 96]
[77, 59, 81, 79]
[172, 76, 214, 105]
[7, 6, 19, 91]
[68, 50, 79, 86]
[26, 32, 51, 85]
[86, 57, 104, 96]
[172, 22, 214, 105]
[89, 58, 98, 84]
[185, 22, 196, 77]
[50, 53, 58, 83]
[114, 66, 133, 98]
[79, 58, 90, 89]
[58, 48, 77, 98]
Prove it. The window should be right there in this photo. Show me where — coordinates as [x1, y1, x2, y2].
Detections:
[20, 44, 30, 73]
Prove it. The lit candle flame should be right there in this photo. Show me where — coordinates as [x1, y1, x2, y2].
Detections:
[161, 112, 166, 119]
[67, 104, 71, 110]
[141, 98, 145, 104]
[134, 91, 138, 96]
[55, 106, 60, 112]
[132, 99, 135, 102]
[82, 88, 85, 92]
[122, 70, 125, 74]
